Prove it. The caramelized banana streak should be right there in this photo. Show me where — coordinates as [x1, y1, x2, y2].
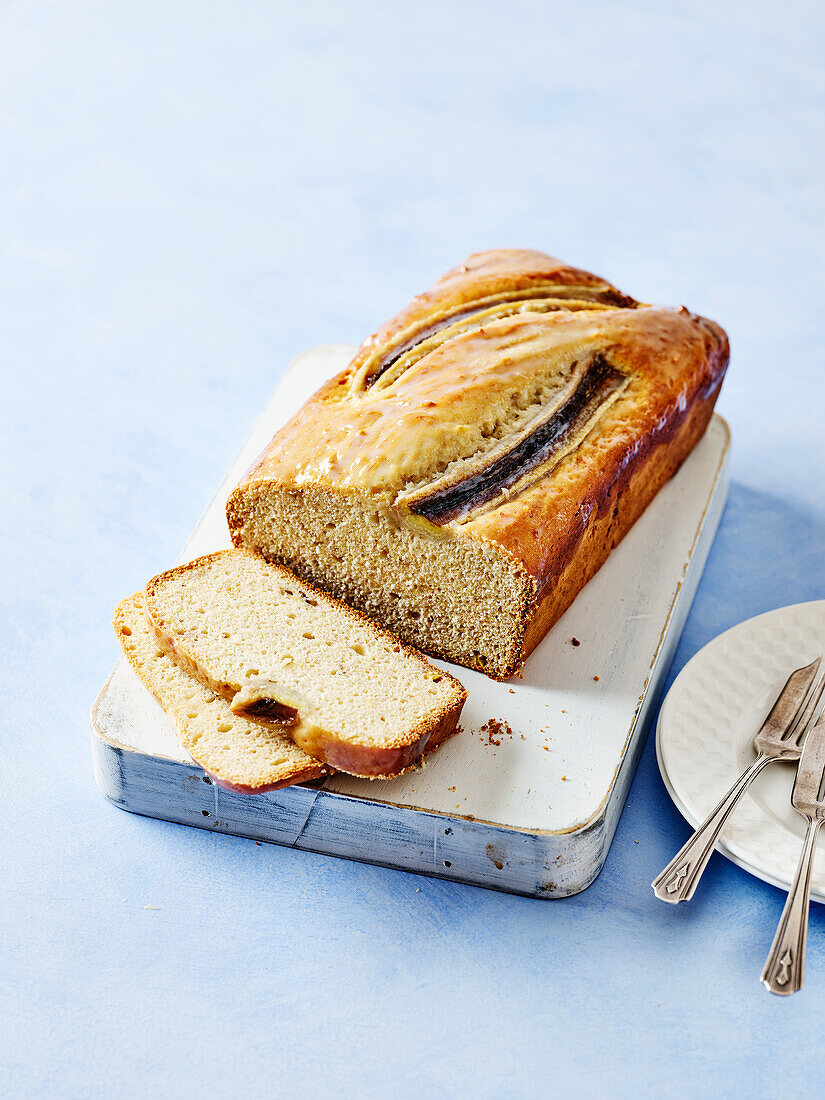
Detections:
[410, 356, 626, 526]
[365, 302, 499, 384]
[364, 288, 636, 386]
[236, 697, 299, 726]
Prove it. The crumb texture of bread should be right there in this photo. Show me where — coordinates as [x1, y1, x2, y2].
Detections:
[143, 550, 467, 777]
[113, 594, 327, 793]
[228, 487, 533, 679]
[226, 249, 730, 679]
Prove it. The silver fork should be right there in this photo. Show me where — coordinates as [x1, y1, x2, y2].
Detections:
[761, 712, 825, 995]
[652, 657, 825, 904]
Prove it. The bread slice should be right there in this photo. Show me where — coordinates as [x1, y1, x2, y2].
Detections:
[113, 593, 328, 792]
[142, 550, 467, 777]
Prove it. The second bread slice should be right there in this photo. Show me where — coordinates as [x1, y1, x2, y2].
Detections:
[144, 549, 467, 777]
[114, 594, 328, 792]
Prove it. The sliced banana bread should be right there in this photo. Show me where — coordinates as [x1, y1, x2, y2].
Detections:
[143, 549, 467, 777]
[113, 594, 327, 792]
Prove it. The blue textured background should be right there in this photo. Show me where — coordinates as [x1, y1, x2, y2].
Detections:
[3, 2, 825, 1096]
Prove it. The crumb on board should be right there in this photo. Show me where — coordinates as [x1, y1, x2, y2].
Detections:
[593, 675, 600, 681]
[571, 637, 580, 647]
[508, 688, 515, 694]
[561, 775, 569, 781]
[478, 718, 514, 746]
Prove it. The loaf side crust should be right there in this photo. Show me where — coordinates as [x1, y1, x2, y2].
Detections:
[519, 386, 722, 660]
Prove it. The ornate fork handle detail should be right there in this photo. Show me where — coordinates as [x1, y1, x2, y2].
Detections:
[761, 816, 823, 995]
[652, 754, 774, 903]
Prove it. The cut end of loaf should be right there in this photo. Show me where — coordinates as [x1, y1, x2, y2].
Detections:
[226, 488, 533, 679]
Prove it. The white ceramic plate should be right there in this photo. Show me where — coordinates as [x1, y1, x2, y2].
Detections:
[657, 601, 825, 902]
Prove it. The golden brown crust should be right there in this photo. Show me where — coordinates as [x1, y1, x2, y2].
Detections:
[518, 388, 721, 662]
[347, 248, 637, 383]
[143, 550, 468, 777]
[231, 251, 642, 499]
[297, 699, 463, 777]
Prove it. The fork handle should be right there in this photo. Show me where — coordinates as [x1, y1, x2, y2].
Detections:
[761, 816, 822, 995]
[652, 754, 773, 903]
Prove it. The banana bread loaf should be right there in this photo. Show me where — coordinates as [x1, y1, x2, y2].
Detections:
[227, 249, 730, 679]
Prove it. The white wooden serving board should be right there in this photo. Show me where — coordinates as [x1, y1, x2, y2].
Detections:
[92, 345, 730, 898]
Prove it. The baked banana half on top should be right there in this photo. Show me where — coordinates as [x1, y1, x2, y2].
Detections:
[227, 249, 730, 679]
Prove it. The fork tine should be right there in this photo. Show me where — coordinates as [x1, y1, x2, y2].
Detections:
[787, 672, 825, 746]
[783, 667, 824, 740]
[762, 657, 823, 744]
[792, 713, 825, 811]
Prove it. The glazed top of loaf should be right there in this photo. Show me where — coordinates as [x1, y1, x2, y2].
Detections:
[238, 249, 729, 567]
